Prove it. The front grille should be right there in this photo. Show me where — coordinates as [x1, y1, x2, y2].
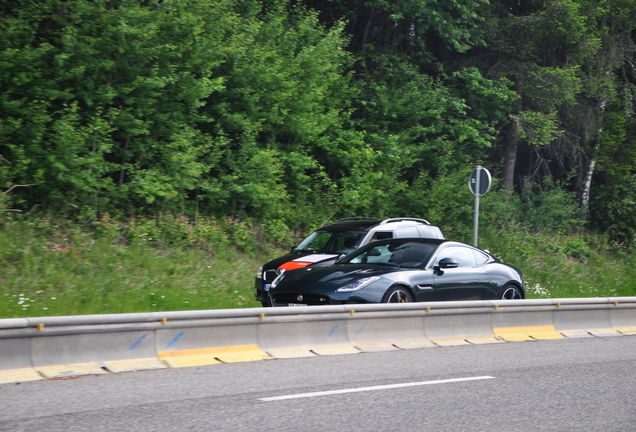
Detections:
[271, 292, 331, 306]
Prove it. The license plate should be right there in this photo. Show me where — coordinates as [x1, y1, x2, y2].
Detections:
[263, 284, 271, 292]
[288, 303, 307, 307]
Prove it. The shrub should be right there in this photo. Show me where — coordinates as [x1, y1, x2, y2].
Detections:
[590, 175, 636, 247]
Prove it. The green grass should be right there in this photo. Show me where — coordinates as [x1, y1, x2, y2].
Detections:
[0, 219, 267, 318]
[1, 218, 635, 318]
[480, 226, 636, 299]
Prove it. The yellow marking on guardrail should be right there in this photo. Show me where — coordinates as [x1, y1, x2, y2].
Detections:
[429, 337, 472, 347]
[308, 344, 360, 356]
[266, 347, 317, 359]
[616, 326, 636, 335]
[36, 362, 108, 378]
[587, 328, 621, 337]
[0, 368, 43, 384]
[559, 329, 593, 338]
[391, 338, 437, 349]
[157, 344, 268, 367]
[161, 318, 168, 325]
[352, 340, 404, 352]
[464, 335, 505, 344]
[36, 324, 44, 331]
[103, 358, 166, 372]
[493, 325, 563, 341]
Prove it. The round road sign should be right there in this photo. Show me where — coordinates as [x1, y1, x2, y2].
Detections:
[469, 166, 491, 196]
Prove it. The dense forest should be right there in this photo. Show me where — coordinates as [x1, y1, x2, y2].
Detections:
[2, 0, 636, 246]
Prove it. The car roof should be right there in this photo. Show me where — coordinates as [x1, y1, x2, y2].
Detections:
[321, 217, 436, 232]
[364, 238, 487, 252]
[366, 237, 448, 246]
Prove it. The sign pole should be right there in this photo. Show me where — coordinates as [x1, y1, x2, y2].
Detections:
[469, 165, 491, 248]
[473, 166, 481, 247]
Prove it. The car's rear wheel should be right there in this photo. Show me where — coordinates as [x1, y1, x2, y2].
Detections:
[382, 286, 413, 303]
[499, 284, 523, 299]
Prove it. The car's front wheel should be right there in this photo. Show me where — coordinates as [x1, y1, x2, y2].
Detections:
[382, 286, 413, 303]
[499, 284, 523, 299]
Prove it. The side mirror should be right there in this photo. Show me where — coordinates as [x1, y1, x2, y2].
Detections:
[367, 248, 382, 257]
[438, 258, 459, 269]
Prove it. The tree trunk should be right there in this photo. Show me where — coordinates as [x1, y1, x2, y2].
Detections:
[502, 116, 521, 190]
[581, 141, 600, 207]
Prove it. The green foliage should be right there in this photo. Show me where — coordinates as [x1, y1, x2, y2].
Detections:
[1, 217, 633, 318]
[0, 218, 265, 318]
[491, 178, 587, 234]
[481, 227, 634, 299]
[1, 0, 635, 279]
[399, 167, 476, 242]
[590, 175, 636, 247]
[517, 110, 563, 147]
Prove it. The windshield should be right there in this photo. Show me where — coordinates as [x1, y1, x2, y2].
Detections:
[340, 240, 437, 268]
[293, 230, 366, 253]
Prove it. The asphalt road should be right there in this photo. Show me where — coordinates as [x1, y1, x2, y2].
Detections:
[1, 335, 635, 431]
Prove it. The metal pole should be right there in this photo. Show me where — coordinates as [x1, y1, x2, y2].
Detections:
[473, 166, 481, 247]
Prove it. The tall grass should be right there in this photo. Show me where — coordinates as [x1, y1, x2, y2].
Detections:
[0, 217, 269, 318]
[480, 226, 636, 299]
[1, 215, 634, 319]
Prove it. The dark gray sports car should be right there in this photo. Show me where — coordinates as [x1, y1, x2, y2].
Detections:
[268, 238, 524, 306]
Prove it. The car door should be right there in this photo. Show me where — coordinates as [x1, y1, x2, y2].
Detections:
[432, 246, 490, 301]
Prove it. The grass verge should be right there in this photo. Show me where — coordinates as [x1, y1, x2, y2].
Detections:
[1, 217, 634, 318]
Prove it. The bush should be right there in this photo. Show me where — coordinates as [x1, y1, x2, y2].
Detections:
[482, 178, 587, 235]
[590, 175, 636, 247]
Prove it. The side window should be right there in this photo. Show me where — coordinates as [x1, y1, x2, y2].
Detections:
[437, 246, 476, 267]
[396, 227, 420, 238]
[370, 231, 393, 241]
[417, 226, 434, 238]
[473, 250, 489, 266]
[418, 226, 443, 239]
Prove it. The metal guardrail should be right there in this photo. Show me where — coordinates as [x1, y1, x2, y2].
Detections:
[1, 297, 635, 385]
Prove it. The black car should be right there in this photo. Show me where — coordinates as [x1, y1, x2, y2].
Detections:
[267, 238, 524, 306]
[254, 218, 444, 306]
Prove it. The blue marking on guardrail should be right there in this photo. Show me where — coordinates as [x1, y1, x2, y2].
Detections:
[327, 325, 339, 337]
[166, 331, 185, 348]
[127, 334, 147, 350]
[355, 322, 368, 334]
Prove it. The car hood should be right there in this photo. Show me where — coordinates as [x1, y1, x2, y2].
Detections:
[272, 264, 399, 293]
[264, 252, 341, 271]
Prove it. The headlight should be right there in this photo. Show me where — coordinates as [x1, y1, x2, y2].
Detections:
[271, 270, 286, 288]
[256, 266, 263, 279]
[336, 276, 380, 292]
